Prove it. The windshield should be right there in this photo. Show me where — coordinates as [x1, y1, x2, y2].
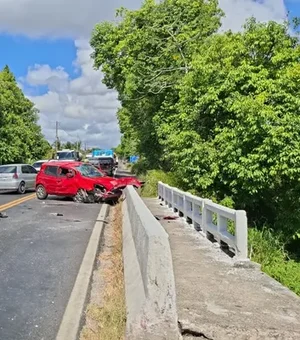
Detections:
[75, 164, 104, 178]
[0, 166, 17, 173]
[56, 151, 74, 160]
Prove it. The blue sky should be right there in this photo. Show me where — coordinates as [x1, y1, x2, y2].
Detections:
[0, 0, 298, 147]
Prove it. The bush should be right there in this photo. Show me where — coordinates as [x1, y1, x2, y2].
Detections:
[139, 170, 179, 197]
[249, 227, 300, 296]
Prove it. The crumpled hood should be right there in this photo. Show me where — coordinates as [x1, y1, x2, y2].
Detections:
[115, 176, 144, 188]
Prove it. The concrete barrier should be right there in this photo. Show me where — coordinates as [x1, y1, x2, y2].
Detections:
[122, 186, 181, 340]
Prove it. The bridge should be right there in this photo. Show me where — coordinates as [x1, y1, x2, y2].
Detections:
[121, 170, 300, 340]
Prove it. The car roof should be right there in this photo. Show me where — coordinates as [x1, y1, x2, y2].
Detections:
[42, 161, 83, 168]
[0, 164, 30, 167]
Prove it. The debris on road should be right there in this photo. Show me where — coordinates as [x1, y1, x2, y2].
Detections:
[57, 213, 64, 216]
[154, 215, 179, 221]
[163, 216, 179, 220]
[0, 212, 8, 218]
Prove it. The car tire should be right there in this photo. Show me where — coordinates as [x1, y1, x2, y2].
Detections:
[73, 189, 87, 203]
[36, 184, 48, 200]
[17, 181, 26, 194]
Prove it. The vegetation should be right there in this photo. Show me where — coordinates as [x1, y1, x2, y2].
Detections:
[90, 0, 300, 295]
[80, 203, 126, 340]
[0, 65, 51, 164]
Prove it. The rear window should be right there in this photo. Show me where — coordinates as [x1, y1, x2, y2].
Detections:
[98, 158, 113, 164]
[44, 166, 58, 176]
[0, 166, 17, 173]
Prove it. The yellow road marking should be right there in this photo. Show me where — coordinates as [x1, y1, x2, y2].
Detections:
[0, 193, 36, 212]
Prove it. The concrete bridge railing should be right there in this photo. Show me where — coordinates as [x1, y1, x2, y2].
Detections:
[158, 181, 248, 260]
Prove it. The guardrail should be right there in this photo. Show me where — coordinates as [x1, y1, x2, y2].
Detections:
[158, 181, 248, 260]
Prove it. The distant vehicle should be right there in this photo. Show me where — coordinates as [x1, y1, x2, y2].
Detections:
[35, 161, 144, 203]
[52, 149, 82, 161]
[0, 164, 37, 194]
[92, 149, 114, 157]
[89, 157, 115, 176]
[32, 159, 48, 172]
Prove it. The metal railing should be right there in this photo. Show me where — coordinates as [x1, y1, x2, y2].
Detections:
[158, 181, 248, 259]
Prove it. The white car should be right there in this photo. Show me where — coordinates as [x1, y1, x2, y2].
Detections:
[0, 164, 37, 193]
[32, 160, 49, 172]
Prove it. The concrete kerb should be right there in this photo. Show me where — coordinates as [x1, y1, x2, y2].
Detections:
[56, 203, 109, 340]
[123, 186, 181, 340]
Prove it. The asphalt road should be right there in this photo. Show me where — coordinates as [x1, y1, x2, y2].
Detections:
[0, 195, 103, 340]
[0, 191, 34, 206]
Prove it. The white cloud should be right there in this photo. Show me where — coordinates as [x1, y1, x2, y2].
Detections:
[0, 0, 141, 39]
[218, 0, 287, 32]
[23, 40, 121, 148]
[3, 0, 289, 149]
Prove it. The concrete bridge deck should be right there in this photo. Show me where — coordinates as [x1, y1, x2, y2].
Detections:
[143, 197, 300, 340]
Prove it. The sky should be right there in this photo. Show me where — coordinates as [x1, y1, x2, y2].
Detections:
[0, 0, 299, 149]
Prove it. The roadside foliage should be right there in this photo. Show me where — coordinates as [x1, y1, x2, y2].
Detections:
[90, 0, 300, 294]
[0, 66, 51, 164]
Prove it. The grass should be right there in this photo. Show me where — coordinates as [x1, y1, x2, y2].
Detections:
[248, 227, 300, 296]
[138, 169, 180, 197]
[80, 203, 126, 340]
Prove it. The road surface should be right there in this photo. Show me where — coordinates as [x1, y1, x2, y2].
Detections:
[0, 192, 34, 207]
[0, 194, 103, 340]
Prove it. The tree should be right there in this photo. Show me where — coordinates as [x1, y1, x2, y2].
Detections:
[0, 66, 51, 164]
[171, 19, 300, 237]
[90, 0, 223, 168]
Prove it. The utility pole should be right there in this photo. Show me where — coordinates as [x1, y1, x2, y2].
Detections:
[55, 121, 59, 154]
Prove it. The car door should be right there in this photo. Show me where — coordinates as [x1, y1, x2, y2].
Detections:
[43, 165, 59, 194]
[26, 165, 38, 189]
[56, 167, 78, 195]
[21, 165, 31, 189]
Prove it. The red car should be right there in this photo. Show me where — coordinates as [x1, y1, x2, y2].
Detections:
[35, 161, 143, 203]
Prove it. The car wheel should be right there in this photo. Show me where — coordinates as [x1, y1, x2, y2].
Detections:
[17, 181, 26, 194]
[36, 184, 48, 200]
[73, 189, 87, 203]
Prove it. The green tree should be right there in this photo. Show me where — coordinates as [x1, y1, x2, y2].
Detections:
[90, 0, 223, 167]
[0, 66, 51, 164]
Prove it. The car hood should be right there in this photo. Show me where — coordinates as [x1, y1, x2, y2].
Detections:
[80, 176, 116, 191]
[115, 176, 144, 188]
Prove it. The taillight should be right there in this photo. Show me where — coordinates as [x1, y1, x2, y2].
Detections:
[13, 173, 18, 179]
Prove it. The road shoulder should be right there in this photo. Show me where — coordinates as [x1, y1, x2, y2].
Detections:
[56, 203, 109, 340]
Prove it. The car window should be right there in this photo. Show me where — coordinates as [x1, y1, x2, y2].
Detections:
[21, 165, 30, 174]
[27, 165, 37, 174]
[33, 162, 44, 168]
[58, 167, 71, 177]
[44, 166, 58, 177]
[0, 166, 17, 173]
[75, 164, 103, 178]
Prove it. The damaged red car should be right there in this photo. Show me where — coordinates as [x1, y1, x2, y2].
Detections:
[35, 161, 144, 203]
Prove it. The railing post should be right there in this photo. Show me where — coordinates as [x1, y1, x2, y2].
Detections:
[235, 210, 248, 259]
[201, 200, 207, 233]
[170, 188, 174, 209]
[217, 214, 227, 244]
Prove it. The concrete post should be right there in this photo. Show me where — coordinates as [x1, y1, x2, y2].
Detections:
[235, 210, 248, 259]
